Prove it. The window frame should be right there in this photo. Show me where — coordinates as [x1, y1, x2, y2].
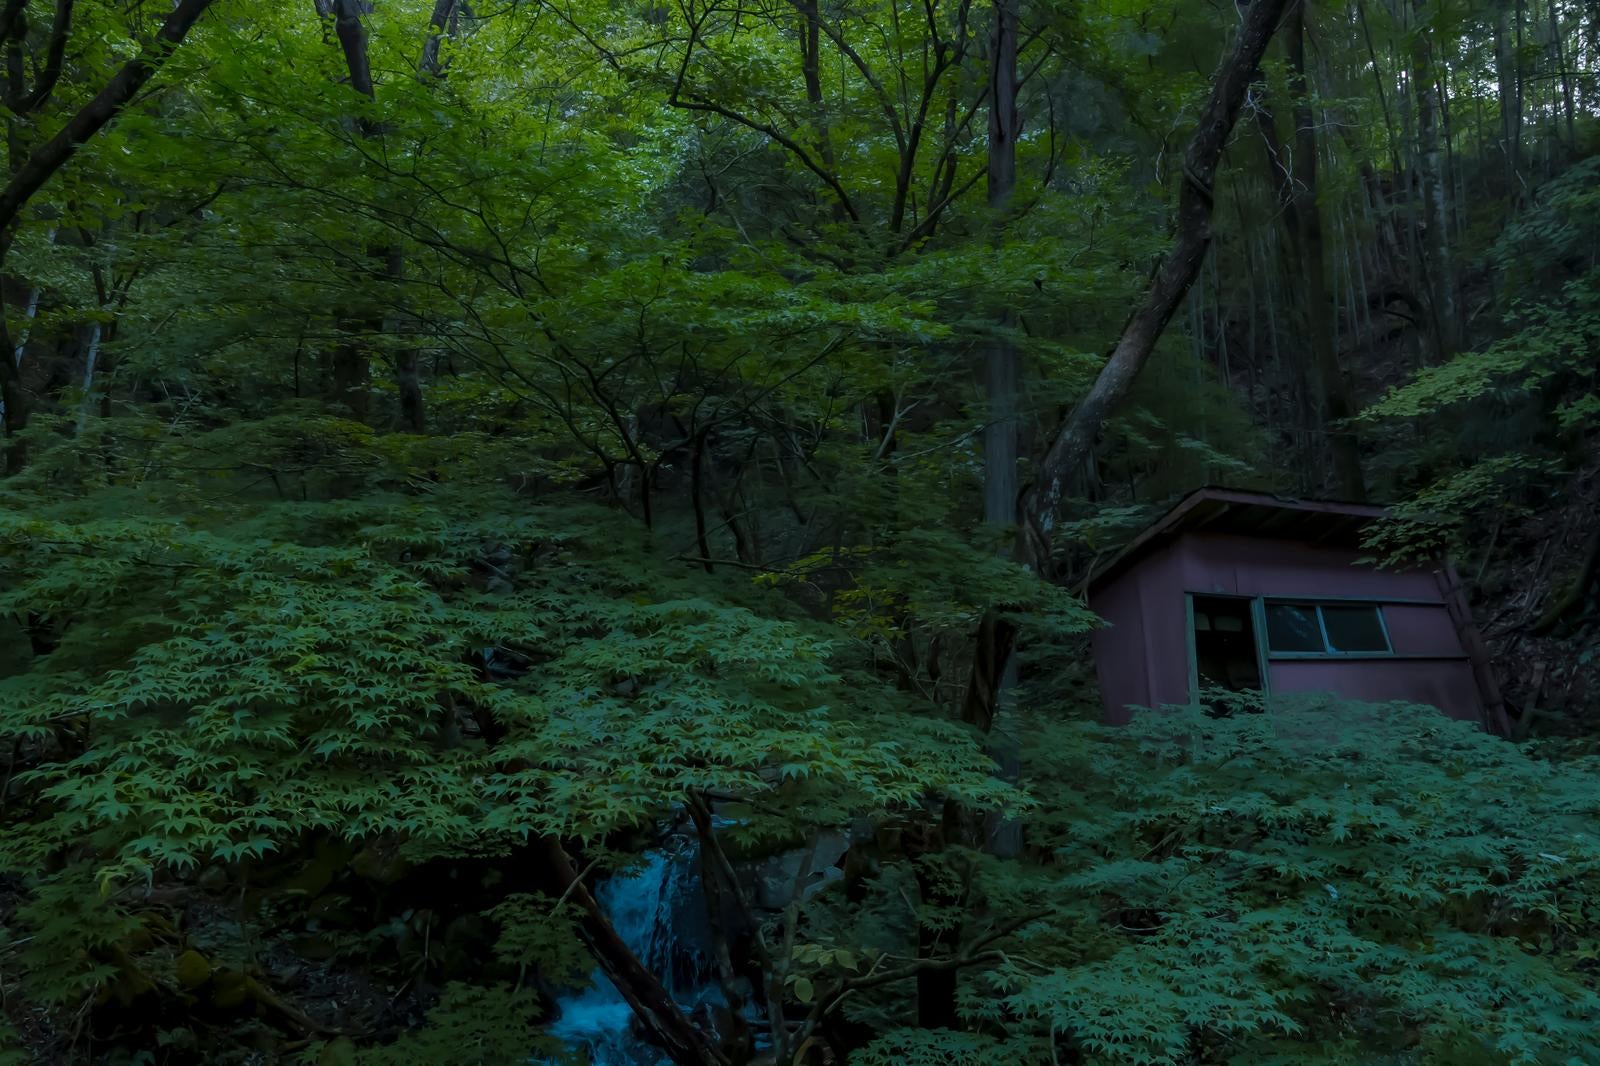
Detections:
[1185, 592, 1273, 702]
[1184, 594, 1412, 704]
[1261, 599, 1394, 659]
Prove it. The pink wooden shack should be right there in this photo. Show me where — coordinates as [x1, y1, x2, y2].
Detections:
[1084, 488, 1509, 733]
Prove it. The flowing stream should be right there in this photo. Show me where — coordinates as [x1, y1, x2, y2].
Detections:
[543, 842, 729, 1065]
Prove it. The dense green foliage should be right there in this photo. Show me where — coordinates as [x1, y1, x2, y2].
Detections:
[1363, 157, 1600, 564]
[0, 0, 1595, 1062]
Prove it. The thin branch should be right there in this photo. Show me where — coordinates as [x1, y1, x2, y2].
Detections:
[0, 0, 219, 242]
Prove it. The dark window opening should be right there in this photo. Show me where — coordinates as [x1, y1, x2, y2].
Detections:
[1321, 605, 1390, 652]
[1192, 596, 1263, 696]
[1265, 603, 1323, 652]
[1264, 601, 1391, 656]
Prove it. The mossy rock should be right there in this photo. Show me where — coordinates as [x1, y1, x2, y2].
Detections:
[274, 838, 362, 896]
[174, 949, 213, 990]
[318, 1037, 358, 1066]
[210, 969, 252, 1010]
[102, 964, 155, 1008]
[197, 864, 230, 893]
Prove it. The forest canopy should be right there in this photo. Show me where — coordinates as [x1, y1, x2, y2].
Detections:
[0, 0, 1596, 1063]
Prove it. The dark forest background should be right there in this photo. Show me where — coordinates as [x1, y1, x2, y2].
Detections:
[0, 0, 1596, 1061]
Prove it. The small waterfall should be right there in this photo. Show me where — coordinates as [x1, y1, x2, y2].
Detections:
[543, 842, 727, 1065]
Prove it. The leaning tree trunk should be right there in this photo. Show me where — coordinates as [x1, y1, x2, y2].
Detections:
[533, 836, 730, 1066]
[0, 0, 218, 474]
[1024, 0, 1294, 561]
[964, 0, 1294, 721]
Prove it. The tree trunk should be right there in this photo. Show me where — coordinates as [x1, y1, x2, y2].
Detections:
[798, 0, 836, 175]
[74, 321, 101, 434]
[1410, 0, 1457, 356]
[534, 836, 729, 1066]
[1286, 0, 1365, 499]
[389, 0, 468, 433]
[420, 0, 463, 76]
[979, 0, 1023, 860]
[933, 8, 1025, 1027]
[0, 0, 218, 474]
[0, 342, 23, 473]
[1513, 0, 1526, 177]
[1546, 0, 1576, 154]
[322, 0, 436, 434]
[390, 2, 470, 433]
[323, 0, 377, 426]
[1021, 0, 1294, 559]
[1495, 1, 1521, 184]
[966, 0, 1291, 742]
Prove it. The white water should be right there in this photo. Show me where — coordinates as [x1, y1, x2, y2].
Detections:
[543, 846, 726, 1066]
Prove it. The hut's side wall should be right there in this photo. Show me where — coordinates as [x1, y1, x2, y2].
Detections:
[1135, 544, 1193, 713]
[1381, 604, 1468, 656]
[1090, 542, 1190, 724]
[1173, 532, 1444, 600]
[1173, 532, 1485, 722]
[1268, 659, 1482, 719]
[1088, 566, 1148, 725]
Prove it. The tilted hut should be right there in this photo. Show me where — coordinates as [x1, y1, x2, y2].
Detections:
[1084, 487, 1508, 733]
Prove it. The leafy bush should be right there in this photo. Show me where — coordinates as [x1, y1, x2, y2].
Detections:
[0, 480, 1012, 1056]
[959, 697, 1600, 1064]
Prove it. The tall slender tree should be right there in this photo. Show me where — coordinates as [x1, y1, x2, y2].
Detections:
[1410, 0, 1457, 355]
[966, 0, 1296, 744]
[979, 0, 1023, 857]
[1276, 0, 1367, 498]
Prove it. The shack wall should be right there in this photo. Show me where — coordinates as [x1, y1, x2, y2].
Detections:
[1089, 541, 1190, 724]
[1268, 658, 1483, 719]
[1172, 532, 1445, 601]
[1089, 529, 1487, 724]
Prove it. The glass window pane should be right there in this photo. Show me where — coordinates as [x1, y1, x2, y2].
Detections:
[1265, 603, 1324, 652]
[1321, 605, 1390, 652]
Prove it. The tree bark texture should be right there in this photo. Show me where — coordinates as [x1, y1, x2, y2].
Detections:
[1409, 0, 1457, 356]
[0, 345, 23, 472]
[401, 0, 469, 430]
[1022, 0, 1293, 564]
[420, 0, 463, 76]
[0, 0, 215, 239]
[0, 0, 218, 473]
[2, 0, 74, 117]
[979, 0, 1023, 860]
[1493, 2, 1521, 183]
[963, 0, 1292, 727]
[323, 0, 377, 426]
[1285, 0, 1366, 500]
[534, 836, 729, 1066]
[982, 0, 1020, 544]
